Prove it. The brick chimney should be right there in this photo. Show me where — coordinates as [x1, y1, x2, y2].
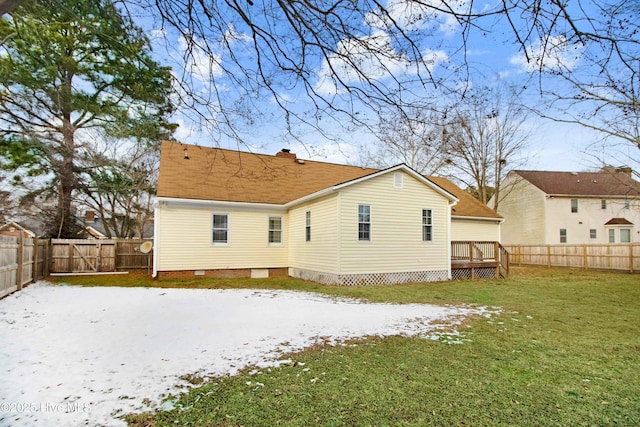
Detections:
[616, 166, 632, 177]
[275, 148, 296, 159]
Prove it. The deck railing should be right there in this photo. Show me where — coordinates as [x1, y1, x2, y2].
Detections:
[451, 241, 509, 279]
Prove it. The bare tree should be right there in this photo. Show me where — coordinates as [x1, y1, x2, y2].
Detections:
[362, 106, 452, 174]
[444, 84, 531, 209]
[521, 1, 639, 165]
[77, 137, 159, 238]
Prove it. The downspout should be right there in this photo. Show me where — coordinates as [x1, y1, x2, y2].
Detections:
[152, 199, 160, 278]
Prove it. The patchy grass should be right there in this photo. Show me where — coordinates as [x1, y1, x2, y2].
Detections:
[53, 268, 640, 426]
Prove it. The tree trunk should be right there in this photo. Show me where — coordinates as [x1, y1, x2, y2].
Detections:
[55, 111, 77, 238]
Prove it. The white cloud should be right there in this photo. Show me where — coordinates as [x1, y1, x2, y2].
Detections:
[510, 35, 583, 73]
[177, 36, 224, 84]
[366, 0, 470, 36]
[314, 30, 448, 95]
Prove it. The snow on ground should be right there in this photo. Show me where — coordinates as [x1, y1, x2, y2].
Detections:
[0, 281, 495, 426]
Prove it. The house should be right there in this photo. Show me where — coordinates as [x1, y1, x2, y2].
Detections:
[82, 210, 154, 239]
[154, 141, 503, 285]
[0, 221, 37, 239]
[493, 169, 640, 245]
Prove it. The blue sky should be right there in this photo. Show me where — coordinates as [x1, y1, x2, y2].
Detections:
[136, 1, 636, 173]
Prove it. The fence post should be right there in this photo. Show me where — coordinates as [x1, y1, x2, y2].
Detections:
[16, 232, 23, 290]
[547, 245, 551, 268]
[583, 244, 588, 269]
[630, 243, 634, 273]
[33, 236, 39, 281]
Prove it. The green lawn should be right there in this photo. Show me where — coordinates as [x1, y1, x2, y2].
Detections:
[54, 267, 640, 426]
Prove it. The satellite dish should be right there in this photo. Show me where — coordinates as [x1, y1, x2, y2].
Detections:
[139, 241, 153, 254]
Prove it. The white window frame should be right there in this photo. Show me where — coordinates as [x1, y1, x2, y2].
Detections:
[620, 228, 631, 243]
[358, 204, 371, 242]
[394, 172, 404, 189]
[589, 229, 597, 240]
[571, 199, 578, 213]
[422, 209, 433, 242]
[560, 228, 567, 243]
[211, 213, 230, 246]
[305, 211, 311, 242]
[609, 228, 615, 243]
[268, 216, 283, 246]
[601, 199, 607, 209]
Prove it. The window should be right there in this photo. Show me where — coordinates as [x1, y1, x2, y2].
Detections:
[394, 172, 403, 188]
[621, 229, 631, 243]
[305, 211, 311, 242]
[422, 209, 433, 242]
[571, 199, 578, 213]
[358, 204, 371, 241]
[624, 200, 630, 209]
[212, 213, 229, 245]
[590, 229, 597, 239]
[609, 229, 615, 243]
[268, 216, 283, 244]
[601, 200, 607, 209]
[560, 229, 567, 243]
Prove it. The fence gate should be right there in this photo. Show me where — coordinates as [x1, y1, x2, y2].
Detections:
[50, 239, 116, 273]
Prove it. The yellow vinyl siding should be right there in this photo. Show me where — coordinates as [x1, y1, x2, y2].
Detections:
[288, 194, 340, 274]
[451, 219, 501, 241]
[337, 171, 450, 274]
[498, 176, 547, 244]
[155, 205, 287, 271]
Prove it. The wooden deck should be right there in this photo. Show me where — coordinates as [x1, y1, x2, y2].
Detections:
[451, 241, 509, 279]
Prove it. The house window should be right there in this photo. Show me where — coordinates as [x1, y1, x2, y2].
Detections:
[621, 228, 631, 243]
[601, 200, 607, 209]
[624, 200, 630, 209]
[268, 216, 283, 245]
[422, 209, 433, 242]
[560, 229, 567, 243]
[609, 229, 615, 243]
[358, 204, 371, 241]
[590, 229, 597, 239]
[571, 199, 578, 213]
[212, 213, 229, 245]
[394, 173, 403, 188]
[305, 211, 311, 242]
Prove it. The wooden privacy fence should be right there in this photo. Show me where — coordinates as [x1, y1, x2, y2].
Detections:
[505, 244, 640, 272]
[50, 239, 153, 273]
[0, 236, 50, 299]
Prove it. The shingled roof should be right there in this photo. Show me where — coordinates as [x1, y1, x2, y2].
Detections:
[513, 170, 640, 197]
[157, 141, 501, 219]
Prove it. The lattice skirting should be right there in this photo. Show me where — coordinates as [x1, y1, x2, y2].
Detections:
[451, 267, 497, 280]
[290, 268, 448, 286]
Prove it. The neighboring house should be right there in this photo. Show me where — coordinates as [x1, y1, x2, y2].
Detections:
[154, 141, 503, 285]
[493, 169, 640, 245]
[83, 210, 154, 239]
[0, 221, 36, 239]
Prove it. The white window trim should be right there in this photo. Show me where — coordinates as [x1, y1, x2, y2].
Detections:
[305, 211, 311, 242]
[422, 209, 433, 243]
[394, 172, 404, 189]
[211, 212, 230, 246]
[268, 215, 284, 246]
[358, 204, 371, 242]
[560, 228, 567, 243]
[620, 228, 631, 243]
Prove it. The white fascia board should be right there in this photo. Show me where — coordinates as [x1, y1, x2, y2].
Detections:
[155, 197, 287, 213]
[452, 215, 504, 223]
[285, 164, 458, 208]
[547, 194, 640, 199]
